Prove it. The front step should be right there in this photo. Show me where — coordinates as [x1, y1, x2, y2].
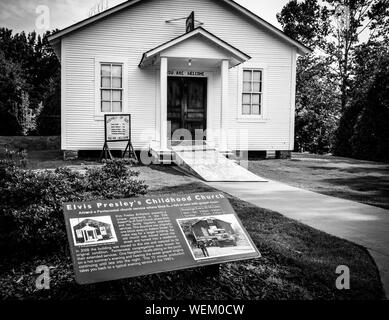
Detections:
[149, 142, 242, 167]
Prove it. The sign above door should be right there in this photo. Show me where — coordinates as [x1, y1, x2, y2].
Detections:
[168, 70, 207, 77]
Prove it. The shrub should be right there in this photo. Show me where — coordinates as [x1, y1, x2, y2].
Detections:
[0, 159, 148, 254]
[0, 147, 27, 169]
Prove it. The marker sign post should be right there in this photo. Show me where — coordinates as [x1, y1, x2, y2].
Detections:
[63, 192, 260, 284]
[100, 114, 138, 161]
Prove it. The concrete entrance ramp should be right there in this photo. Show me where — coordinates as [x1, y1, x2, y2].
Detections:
[171, 143, 267, 182]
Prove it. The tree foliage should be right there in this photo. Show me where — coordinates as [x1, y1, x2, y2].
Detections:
[334, 42, 389, 160]
[279, 0, 388, 108]
[278, 0, 389, 159]
[0, 50, 24, 135]
[277, 0, 331, 49]
[0, 28, 60, 136]
[295, 55, 340, 153]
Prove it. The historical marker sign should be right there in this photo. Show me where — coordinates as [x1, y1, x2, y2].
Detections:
[105, 114, 130, 142]
[63, 192, 260, 284]
[101, 114, 137, 161]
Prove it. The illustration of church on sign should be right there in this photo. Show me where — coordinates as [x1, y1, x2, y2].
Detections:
[73, 218, 114, 244]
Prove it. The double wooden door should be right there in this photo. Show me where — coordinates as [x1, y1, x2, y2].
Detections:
[167, 77, 207, 140]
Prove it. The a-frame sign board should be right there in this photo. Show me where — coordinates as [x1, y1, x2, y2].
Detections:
[100, 114, 138, 162]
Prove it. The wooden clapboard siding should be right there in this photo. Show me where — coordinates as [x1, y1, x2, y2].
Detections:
[162, 36, 231, 60]
[62, 0, 296, 150]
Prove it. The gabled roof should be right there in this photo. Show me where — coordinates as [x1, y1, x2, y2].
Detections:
[48, 0, 311, 55]
[73, 218, 109, 229]
[191, 217, 232, 227]
[139, 27, 251, 68]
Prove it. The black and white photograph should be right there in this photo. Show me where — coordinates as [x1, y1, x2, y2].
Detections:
[177, 214, 256, 260]
[1, 0, 388, 313]
[69, 216, 118, 246]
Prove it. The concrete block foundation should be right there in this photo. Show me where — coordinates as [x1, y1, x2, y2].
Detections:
[63, 150, 79, 161]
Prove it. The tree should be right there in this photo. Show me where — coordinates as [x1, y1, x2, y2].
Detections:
[35, 30, 61, 135]
[350, 59, 389, 161]
[36, 73, 61, 135]
[0, 51, 24, 135]
[13, 92, 43, 135]
[278, 0, 388, 111]
[277, 0, 331, 49]
[335, 42, 389, 160]
[277, 0, 389, 157]
[332, 40, 386, 156]
[295, 55, 340, 153]
[0, 28, 60, 136]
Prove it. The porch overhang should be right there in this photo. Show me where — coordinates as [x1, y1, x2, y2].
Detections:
[139, 27, 251, 69]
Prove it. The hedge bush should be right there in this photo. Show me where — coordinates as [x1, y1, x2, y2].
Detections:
[0, 159, 148, 254]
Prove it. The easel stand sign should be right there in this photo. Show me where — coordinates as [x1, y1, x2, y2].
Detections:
[100, 114, 138, 162]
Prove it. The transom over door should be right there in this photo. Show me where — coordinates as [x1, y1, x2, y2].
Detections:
[167, 77, 207, 140]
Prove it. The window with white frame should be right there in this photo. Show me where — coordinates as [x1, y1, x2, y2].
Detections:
[242, 69, 262, 116]
[100, 63, 123, 112]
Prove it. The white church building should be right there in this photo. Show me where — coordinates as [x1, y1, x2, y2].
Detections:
[48, 0, 310, 160]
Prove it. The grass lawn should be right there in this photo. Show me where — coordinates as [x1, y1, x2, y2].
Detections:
[0, 164, 384, 300]
[248, 152, 389, 210]
[25, 150, 100, 169]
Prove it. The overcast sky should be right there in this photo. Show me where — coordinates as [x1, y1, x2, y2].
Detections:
[0, 0, 290, 34]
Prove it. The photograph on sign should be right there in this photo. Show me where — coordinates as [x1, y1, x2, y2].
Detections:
[69, 216, 118, 247]
[105, 114, 130, 142]
[177, 214, 256, 260]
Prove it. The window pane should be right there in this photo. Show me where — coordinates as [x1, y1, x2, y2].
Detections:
[112, 65, 122, 77]
[101, 65, 111, 77]
[112, 77, 122, 88]
[252, 94, 260, 104]
[101, 77, 111, 88]
[253, 71, 261, 81]
[243, 82, 251, 92]
[101, 90, 111, 101]
[100, 63, 123, 113]
[252, 105, 260, 115]
[242, 93, 251, 104]
[112, 90, 122, 101]
[112, 101, 122, 112]
[253, 82, 261, 92]
[101, 101, 111, 112]
[242, 105, 251, 115]
[243, 70, 251, 81]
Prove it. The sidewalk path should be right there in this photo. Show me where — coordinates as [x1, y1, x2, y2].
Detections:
[207, 179, 389, 299]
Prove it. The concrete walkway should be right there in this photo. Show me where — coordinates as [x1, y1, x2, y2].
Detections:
[207, 179, 389, 298]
